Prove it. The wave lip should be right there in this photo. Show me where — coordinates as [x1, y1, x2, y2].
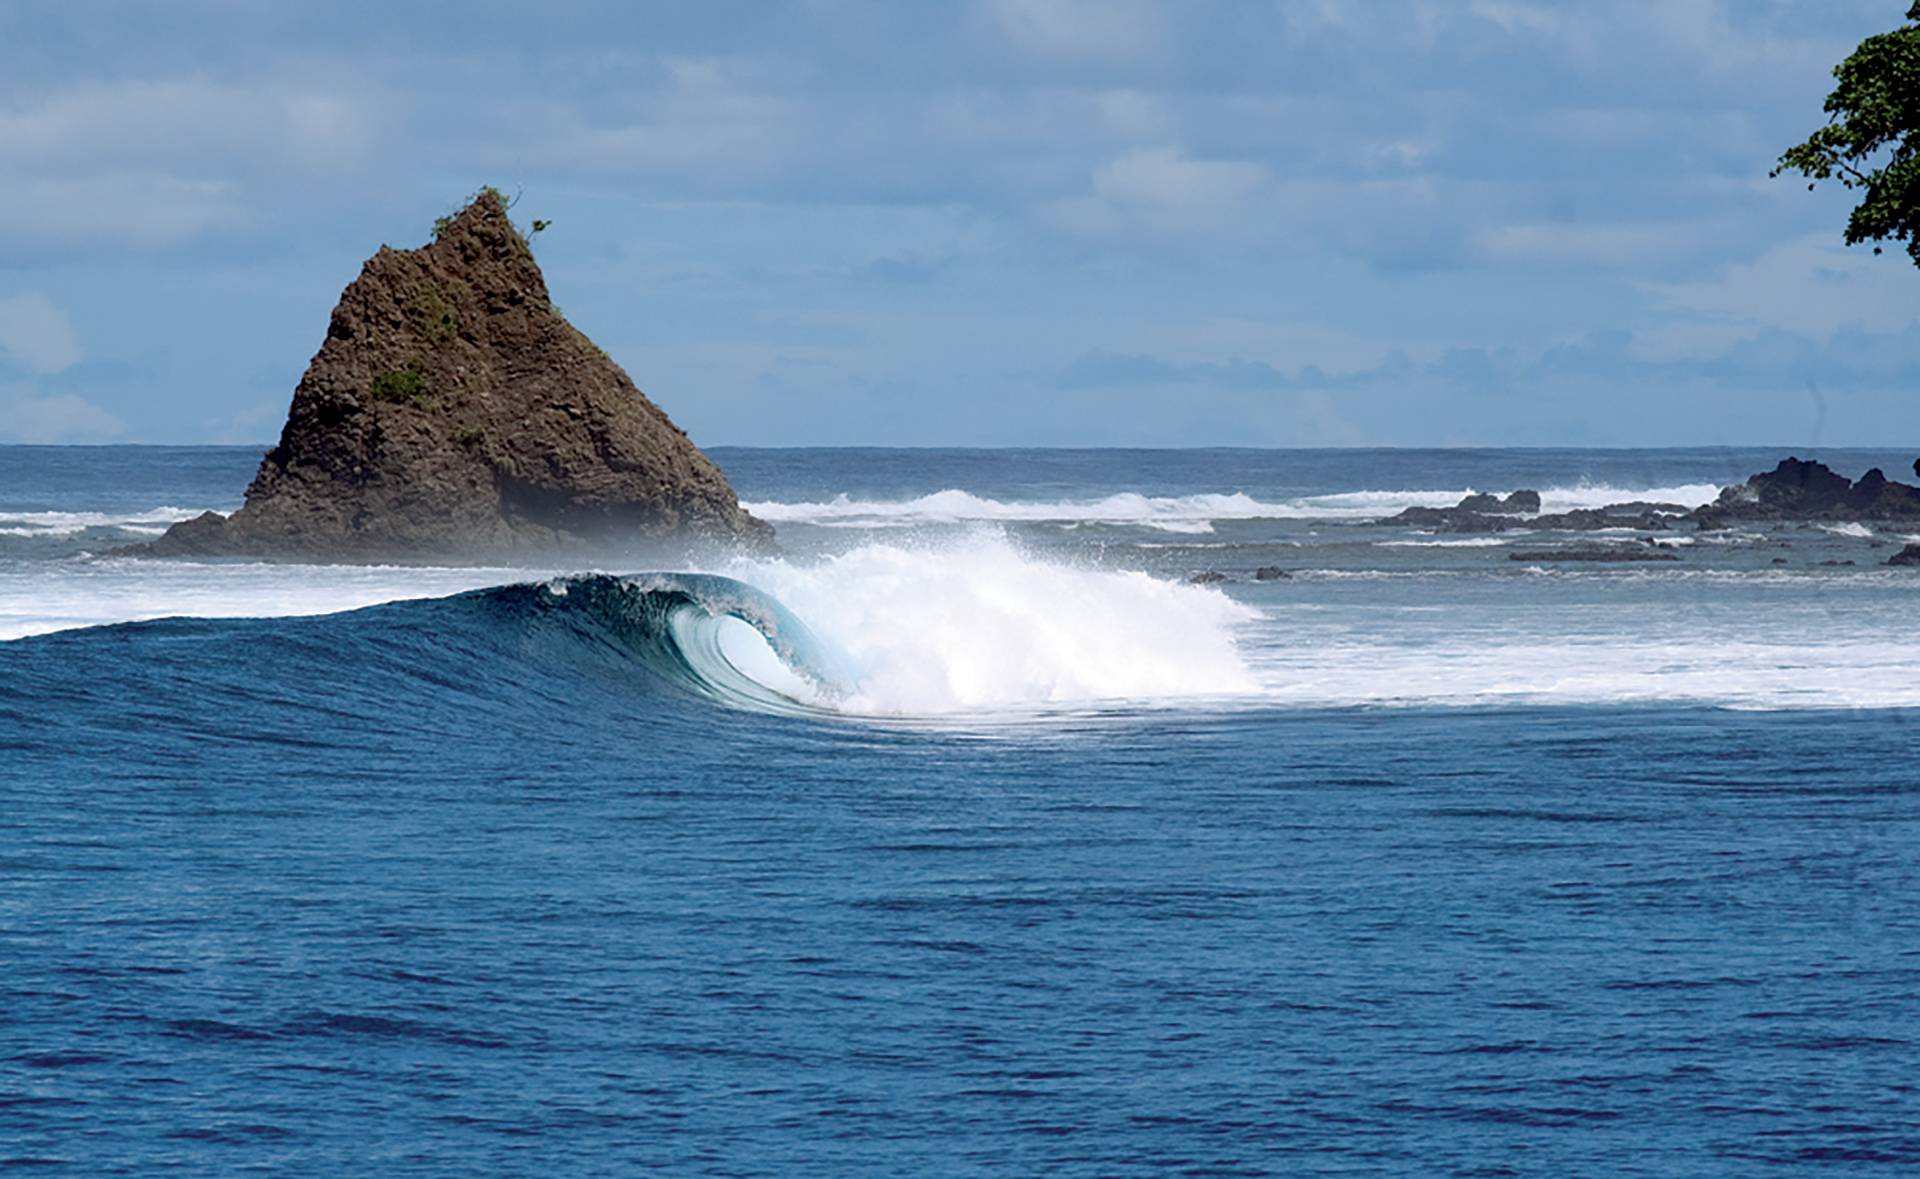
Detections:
[523, 573, 858, 715]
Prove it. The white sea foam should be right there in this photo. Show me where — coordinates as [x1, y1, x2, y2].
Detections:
[1240, 632, 1920, 710]
[1820, 522, 1874, 538]
[745, 490, 1303, 528]
[1377, 537, 1512, 548]
[727, 535, 1260, 713]
[0, 506, 221, 537]
[745, 481, 1725, 528]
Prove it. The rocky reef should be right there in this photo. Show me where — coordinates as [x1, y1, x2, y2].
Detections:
[1376, 456, 1920, 545]
[1381, 494, 1687, 535]
[1693, 457, 1920, 526]
[142, 190, 769, 562]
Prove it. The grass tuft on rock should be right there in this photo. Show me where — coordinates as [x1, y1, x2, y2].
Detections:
[370, 365, 429, 406]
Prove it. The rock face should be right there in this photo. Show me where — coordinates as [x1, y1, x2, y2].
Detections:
[143, 191, 770, 561]
[1372, 458, 1920, 537]
[1695, 457, 1920, 524]
[1381, 489, 1679, 534]
[1455, 489, 1540, 514]
[1891, 544, 1920, 567]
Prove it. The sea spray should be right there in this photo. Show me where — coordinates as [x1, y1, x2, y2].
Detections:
[729, 534, 1260, 712]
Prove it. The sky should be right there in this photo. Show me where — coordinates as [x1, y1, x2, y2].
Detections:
[1, 0, 1917, 448]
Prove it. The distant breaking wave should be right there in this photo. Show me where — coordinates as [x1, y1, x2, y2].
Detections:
[743, 482, 1725, 529]
[0, 505, 224, 538]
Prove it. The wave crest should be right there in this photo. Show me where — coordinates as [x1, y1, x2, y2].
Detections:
[744, 481, 1725, 528]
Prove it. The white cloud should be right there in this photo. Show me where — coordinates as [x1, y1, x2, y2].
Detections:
[1053, 146, 1269, 236]
[0, 293, 81, 374]
[0, 75, 384, 253]
[1649, 233, 1920, 339]
[1474, 219, 1715, 268]
[976, 0, 1165, 63]
[529, 56, 806, 179]
[5, 175, 241, 252]
[0, 386, 123, 442]
[0, 77, 380, 172]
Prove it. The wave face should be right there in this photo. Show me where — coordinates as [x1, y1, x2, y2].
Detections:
[0, 544, 1260, 720]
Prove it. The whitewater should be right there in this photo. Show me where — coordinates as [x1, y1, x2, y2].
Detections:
[4, 445, 1919, 713]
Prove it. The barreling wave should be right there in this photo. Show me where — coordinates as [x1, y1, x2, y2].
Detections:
[1, 538, 1264, 721]
[486, 574, 859, 715]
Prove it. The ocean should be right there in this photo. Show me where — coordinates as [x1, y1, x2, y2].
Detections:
[3, 444, 1918, 1175]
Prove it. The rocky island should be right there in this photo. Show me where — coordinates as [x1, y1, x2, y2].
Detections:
[141, 189, 769, 562]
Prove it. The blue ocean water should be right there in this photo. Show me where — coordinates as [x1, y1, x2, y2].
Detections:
[3, 445, 1919, 1175]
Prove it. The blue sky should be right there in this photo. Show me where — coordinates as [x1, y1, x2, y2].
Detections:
[1, 0, 1916, 447]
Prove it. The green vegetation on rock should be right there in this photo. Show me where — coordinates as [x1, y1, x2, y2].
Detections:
[370, 365, 428, 405]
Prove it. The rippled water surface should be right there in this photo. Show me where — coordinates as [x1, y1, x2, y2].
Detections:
[3, 445, 1919, 1174]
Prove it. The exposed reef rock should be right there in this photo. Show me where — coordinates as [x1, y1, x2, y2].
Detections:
[1380, 489, 1680, 534]
[1372, 458, 1920, 539]
[1891, 544, 1920, 567]
[1694, 457, 1920, 526]
[1456, 489, 1540, 514]
[141, 190, 770, 562]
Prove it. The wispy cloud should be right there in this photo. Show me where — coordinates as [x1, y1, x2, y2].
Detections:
[0, 293, 80, 374]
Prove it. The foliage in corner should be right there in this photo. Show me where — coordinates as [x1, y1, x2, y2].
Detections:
[1774, 2, 1920, 265]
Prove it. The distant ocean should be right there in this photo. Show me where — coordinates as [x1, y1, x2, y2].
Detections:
[4, 444, 1919, 1175]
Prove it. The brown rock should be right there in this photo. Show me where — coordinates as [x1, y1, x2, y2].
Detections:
[141, 190, 770, 562]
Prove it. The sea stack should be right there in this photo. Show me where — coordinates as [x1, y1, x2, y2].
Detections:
[143, 189, 770, 561]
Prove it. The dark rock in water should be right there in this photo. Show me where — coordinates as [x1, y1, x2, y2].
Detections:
[138, 190, 770, 562]
[1502, 489, 1542, 513]
[1384, 506, 1514, 533]
[1508, 547, 1680, 563]
[1252, 566, 1291, 581]
[1188, 571, 1229, 585]
[1456, 489, 1541, 515]
[1695, 456, 1920, 524]
[1890, 544, 1920, 567]
[1818, 559, 1857, 567]
[1771, 557, 1788, 565]
[1381, 490, 1673, 534]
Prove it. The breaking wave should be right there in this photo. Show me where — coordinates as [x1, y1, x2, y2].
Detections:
[0, 505, 220, 538]
[744, 481, 1724, 528]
